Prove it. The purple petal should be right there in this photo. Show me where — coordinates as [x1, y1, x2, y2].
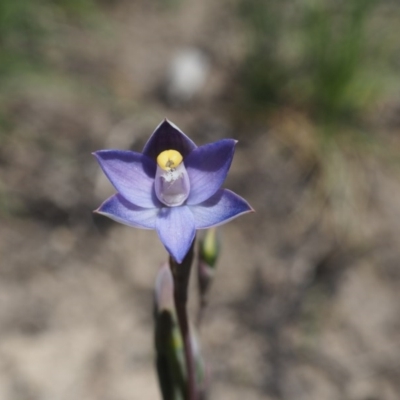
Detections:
[95, 194, 158, 229]
[190, 189, 253, 229]
[156, 205, 196, 263]
[94, 150, 158, 208]
[143, 119, 197, 161]
[185, 139, 237, 205]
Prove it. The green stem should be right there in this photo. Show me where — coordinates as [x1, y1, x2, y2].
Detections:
[170, 239, 197, 400]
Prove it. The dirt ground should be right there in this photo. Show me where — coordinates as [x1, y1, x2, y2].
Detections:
[1, 1, 400, 399]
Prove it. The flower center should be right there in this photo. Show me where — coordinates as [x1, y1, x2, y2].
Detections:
[155, 150, 190, 207]
[157, 150, 183, 171]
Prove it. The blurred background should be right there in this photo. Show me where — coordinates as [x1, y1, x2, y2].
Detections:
[1, 0, 400, 399]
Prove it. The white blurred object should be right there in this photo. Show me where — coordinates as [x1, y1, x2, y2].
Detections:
[165, 48, 210, 105]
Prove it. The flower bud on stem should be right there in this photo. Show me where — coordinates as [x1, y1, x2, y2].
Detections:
[169, 238, 197, 400]
[197, 228, 220, 327]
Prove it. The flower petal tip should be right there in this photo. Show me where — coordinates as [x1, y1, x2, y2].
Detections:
[92, 151, 99, 160]
[169, 237, 195, 263]
[92, 150, 103, 158]
[93, 207, 102, 215]
[190, 189, 253, 229]
[156, 206, 195, 264]
[172, 254, 184, 264]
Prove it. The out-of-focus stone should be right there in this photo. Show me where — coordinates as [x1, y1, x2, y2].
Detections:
[164, 48, 210, 106]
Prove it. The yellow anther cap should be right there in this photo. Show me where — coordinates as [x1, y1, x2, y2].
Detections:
[157, 150, 183, 171]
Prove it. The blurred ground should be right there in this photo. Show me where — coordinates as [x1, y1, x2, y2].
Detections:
[1, 1, 400, 400]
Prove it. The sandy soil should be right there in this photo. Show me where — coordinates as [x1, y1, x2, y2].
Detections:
[1, 1, 400, 399]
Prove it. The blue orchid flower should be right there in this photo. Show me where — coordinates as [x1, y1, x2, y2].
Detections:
[94, 120, 253, 263]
